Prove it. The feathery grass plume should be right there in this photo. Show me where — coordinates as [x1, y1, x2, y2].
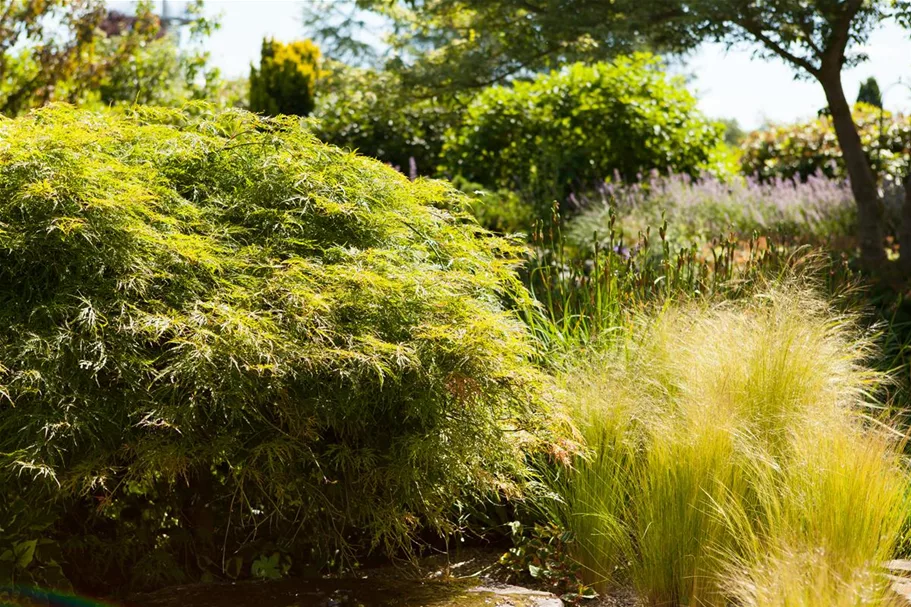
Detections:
[0, 104, 560, 589]
[552, 277, 908, 605]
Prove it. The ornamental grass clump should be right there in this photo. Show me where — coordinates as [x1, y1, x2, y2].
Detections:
[555, 283, 908, 606]
[0, 104, 555, 589]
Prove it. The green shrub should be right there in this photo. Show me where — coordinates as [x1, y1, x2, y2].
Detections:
[0, 105, 555, 590]
[449, 176, 537, 234]
[310, 63, 464, 177]
[441, 54, 724, 216]
[740, 103, 911, 184]
[97, 34, 183, 106]
[249, 38, 320, 116]
[857, 77, 884, 109]
[552, 284, 908, 605]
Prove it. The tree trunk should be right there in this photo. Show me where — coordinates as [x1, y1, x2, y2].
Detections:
[818, 69, 887, 269]
[900, 171, 911, 275]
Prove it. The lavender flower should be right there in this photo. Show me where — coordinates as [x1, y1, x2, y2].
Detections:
[567, 170, 901, 247]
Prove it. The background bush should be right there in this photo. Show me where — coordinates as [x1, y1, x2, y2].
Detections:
[740, 102, 911, 184]
[441, 54, 725, 217]
[92, 2, 222, 109]
[310, 63, 464, 177]
[0, 105, 556, 590]
[249, 38, 320, 116]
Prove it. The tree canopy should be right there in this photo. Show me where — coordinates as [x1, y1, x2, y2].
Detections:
[340, 0, 911, 91]
[334, 0, 911, 268]
[0, 0, 220, 116]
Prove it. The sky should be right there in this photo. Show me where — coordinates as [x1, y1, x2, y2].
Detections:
[115, 1, 911, 130]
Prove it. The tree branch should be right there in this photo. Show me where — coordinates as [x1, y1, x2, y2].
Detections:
[735, 16, 820, 76]
[826, 0, 864, 65]
[794, 13, 824, 56]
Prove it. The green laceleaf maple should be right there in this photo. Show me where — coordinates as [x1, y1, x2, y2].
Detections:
[0, 104, 558, 589]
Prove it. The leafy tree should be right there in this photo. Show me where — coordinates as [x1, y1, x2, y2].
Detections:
[310, 0, 647, 93]
[344, 0, 911, 270]
[620, 0, 911, 270]
[719, 118, 747, 146]
[0, 0, 219, 115]
[249, 38, 321, 116]
[0, 0, 108, 115]
[94, 1, 222, 107]
[857, 75, 884, 107]
[302, 1, 387, 67]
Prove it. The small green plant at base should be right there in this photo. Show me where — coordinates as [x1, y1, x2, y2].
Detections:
[0, 498, 69, 590]
[500, 521, 596, 602]
[251, 552, 292, 580]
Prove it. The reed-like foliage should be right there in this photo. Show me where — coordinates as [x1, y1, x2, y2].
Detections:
[521, 206, 788, 357]
[551, 283, 908, 606]
[0, 104, 558, 588]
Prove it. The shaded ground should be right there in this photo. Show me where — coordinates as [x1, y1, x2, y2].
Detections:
[131, 578, 560, 607]
[125, 549, 564, 607]
[1, 548, 643, 607]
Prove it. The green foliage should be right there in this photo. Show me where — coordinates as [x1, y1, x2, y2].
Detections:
[0, 104, 555, 589]
[741, 103, 911, 183]
[213, 77, 250, 109]
[442, 55, 724, 217]
[719, 117, 747, 146]
[522, 206, 787, 359]
[551, 285, 908, 605]
[0, 1, 223, 115]
[249, 38, 320, 117]
[93, 1, 223, 108]
[96, 32, 182, 106]
[0, 498, 69, 591]
[499, 522, 596, 602]
[0, 0, 109, 115]
[341, 0, 911, 96]
[311, 62, 463, 176]
[310, 0, 654, 93]
[251, 552, 292, 580]
[858, 76, 884, 108]
[449, 177, 537, 234]
[317, 0, 911, 267]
